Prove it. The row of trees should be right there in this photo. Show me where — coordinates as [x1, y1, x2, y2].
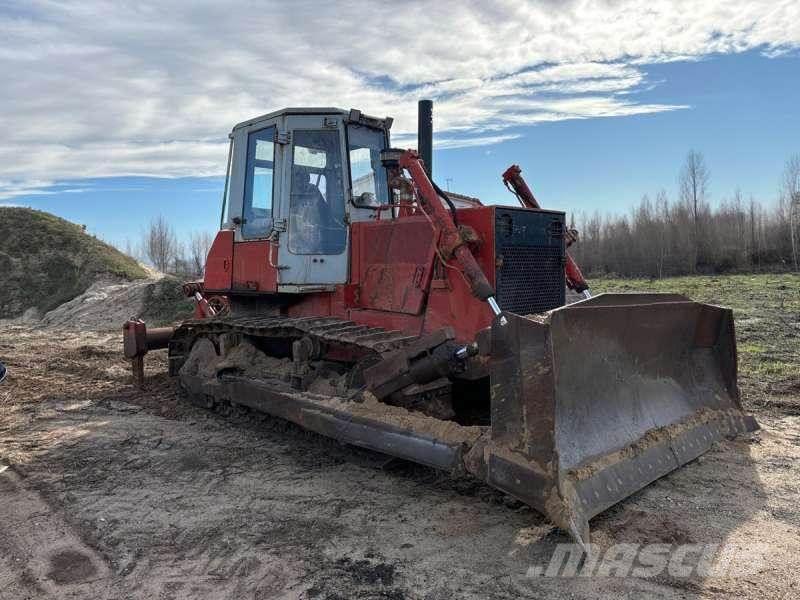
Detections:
[123, 216, 213, 278]
[570, 153, 800, 277]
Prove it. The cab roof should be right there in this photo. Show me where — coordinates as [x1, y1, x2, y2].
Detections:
[232, 107, 392, 132]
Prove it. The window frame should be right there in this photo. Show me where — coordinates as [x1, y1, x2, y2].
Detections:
[287, 128, 348, 256]
[344, 123, 390, 209]
[241, 126, 277, 240]
[219, 137, 233, 229]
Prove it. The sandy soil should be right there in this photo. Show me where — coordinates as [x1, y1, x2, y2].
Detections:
[0, 323, 799, 599]
[37, 278, 161, 329]
[16, 272, 191, 332]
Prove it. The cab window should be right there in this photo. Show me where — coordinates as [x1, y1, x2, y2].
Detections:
[242, 126, 275, 239]
[347, 124, 388, 207]
[288, 130, 346, 255]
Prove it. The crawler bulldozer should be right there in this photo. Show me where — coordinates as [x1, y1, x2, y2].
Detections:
[124, 100, 757, 545]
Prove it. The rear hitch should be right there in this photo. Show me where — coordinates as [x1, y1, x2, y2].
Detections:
[122, 319, 175, 386]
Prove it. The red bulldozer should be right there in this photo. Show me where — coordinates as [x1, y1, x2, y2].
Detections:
[124, 100, 756, 545]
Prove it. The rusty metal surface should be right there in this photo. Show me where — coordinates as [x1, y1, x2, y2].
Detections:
[485, 293, 757, 547]
[123, 320, 174, 359]
[123, 319, 175, 387]
[145, 327, 174, 350]
[180, 373, 484, 472]
[362, 328, 455, 399]
[122, 319, 147, 359]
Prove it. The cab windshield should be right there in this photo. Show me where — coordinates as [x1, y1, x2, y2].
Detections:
[288, 129, 347, 255]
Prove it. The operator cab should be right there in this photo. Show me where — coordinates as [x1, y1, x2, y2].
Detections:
[221, 108, 392, 287]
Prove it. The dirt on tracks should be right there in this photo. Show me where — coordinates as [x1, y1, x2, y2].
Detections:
[0, 323, 799, 599]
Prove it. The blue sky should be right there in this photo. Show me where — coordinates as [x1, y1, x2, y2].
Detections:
[443, 50, 800, 212]
[1, 2, 799, 250]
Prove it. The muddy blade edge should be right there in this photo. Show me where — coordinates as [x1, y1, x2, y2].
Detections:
[486, 295, 758, 546]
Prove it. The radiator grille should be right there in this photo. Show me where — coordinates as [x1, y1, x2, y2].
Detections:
[496, 246, 565, 314]
[494, 208, 565, 315]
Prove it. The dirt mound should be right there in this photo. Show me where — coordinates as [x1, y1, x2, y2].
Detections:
[0, 207, 148, 317]
[37, 276, 193, 330]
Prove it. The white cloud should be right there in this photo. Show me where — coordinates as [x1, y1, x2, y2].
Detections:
[0, 179, 59, 200]
[434, 134, 523, 150]
[1, 0, 798, 198]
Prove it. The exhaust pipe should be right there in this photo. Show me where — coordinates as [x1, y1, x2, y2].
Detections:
[418, 99, 433, 177]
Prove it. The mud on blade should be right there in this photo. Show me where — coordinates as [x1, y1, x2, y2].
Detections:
[486, 293, 758, 546]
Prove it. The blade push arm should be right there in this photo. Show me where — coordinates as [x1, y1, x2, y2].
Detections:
[392, 149, 506, 322]
[502, 165, 591, 297]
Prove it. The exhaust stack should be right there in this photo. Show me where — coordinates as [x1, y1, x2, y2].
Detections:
[418, 99, 433, 177]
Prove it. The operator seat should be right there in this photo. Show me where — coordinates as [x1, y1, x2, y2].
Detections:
[290, 168, 334, 253]
[292, 169, 326, 209]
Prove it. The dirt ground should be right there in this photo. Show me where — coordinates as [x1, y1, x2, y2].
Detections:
[1, 323, 799, 599]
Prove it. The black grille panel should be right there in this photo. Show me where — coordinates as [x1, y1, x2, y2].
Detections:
[495, 208, 565, 315]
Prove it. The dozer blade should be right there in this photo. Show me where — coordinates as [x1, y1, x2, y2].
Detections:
[485, 293, 758, 547]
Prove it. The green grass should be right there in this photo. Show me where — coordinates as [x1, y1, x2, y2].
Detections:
[591, 273, 800, 411]
[0, 207, 148, 316]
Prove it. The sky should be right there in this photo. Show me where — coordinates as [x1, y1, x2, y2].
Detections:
[1, 1, 799, 249]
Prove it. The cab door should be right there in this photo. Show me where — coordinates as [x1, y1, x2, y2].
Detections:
[275, 114, 349, 287]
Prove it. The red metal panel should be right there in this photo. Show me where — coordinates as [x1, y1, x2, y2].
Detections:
[349, 218, 363, 286]
[286, 292, 333, 318]
[348, 308, 424, 336]
[418, 206, 495, 342]
[285, 287, 351, 320]
[423, 269, 494, 342]
[351, 217, 436, 315]
[232, 241, 278, 293]
[338, 207, 496, 341]
[454, 206, 496, 288]
[203, 230, 234, 291]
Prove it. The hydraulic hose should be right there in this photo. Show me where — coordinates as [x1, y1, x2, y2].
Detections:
[431, 179, 459, 226]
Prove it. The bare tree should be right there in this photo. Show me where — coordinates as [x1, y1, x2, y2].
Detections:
[123, 237, 134, 258]
[189, 231, 214, 276]
[145, 215, 178, 273]
[679, 150, 710, 272]
[568, 182, 800, 278]
[781, 155, 800, 271]
[749, 196, 758, 268]
[655, 189, 669, 278]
